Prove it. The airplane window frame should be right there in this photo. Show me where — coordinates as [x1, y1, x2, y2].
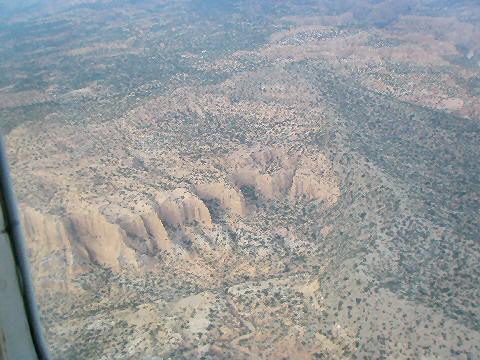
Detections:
[0, 136, 51, 360]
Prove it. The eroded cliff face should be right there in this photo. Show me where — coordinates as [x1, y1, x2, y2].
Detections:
[20, 200, 206, 278]
[18, 143, 340, 284]
[21, 206, 139, 275]
[195, 182, 246, 217]
[69, 208, 139, 271]
[18, 163, 339, 293]
[140, 212, 172, 251]
[20, 206, 75, 291]
[157, 189, 213, 228]
[117, 211, 171, 255]
[289, 153, 340, 206]
[230, 148, 295, 200]
[228, 146, 340, 205]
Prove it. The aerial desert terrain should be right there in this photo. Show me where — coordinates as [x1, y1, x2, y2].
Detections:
[1, 0, 479, 358]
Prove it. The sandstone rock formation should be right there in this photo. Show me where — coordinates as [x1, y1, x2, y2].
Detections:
[234, 166, 295, 199]
[157, 189, 213, 228]
[140, 212, 172, 251]
[20, 205, 181, 291]
[68, 208, 138, 271]
[289, 153, 340, 206]
[230, 147, 295, 199]
[118, 213, 151, 241]
[20, 206, 75, 289]
[21, 205, 139, 275]
[228, 147, 339, 205]
[195, 182, 246, 217]
[117, 211, 172, 255]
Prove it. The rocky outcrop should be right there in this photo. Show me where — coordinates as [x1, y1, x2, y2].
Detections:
[21, 206, 140, 276]
[195, 182, 246, 217]
[20, 206, 75, 289]
[21, 188, 216, 277]
[140, 212, 172, 251]
[229, 147, 339, 205]
[288, 153, 340, 206]
[234, 167, 295, 199]
[157, 189, 212, 228]
[230, 147, 295, 199]
[68, 208, 138, 271]
[117, 212, 171, 255]
[118, 214, 150, 240]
